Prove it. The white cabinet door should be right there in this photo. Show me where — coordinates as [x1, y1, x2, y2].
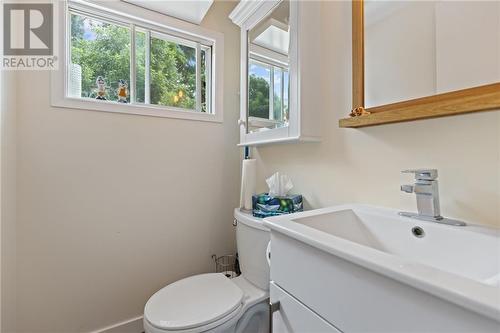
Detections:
[230, 0, 322, 146]
[270, 282, 341, 333]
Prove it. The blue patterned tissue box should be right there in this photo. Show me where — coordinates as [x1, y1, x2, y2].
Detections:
[252, 193, 303, 218]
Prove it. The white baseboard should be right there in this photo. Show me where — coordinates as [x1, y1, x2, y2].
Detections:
[91, 316, 144, 333]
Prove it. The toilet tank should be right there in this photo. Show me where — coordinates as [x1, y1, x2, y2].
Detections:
[234, 209, 270, 291]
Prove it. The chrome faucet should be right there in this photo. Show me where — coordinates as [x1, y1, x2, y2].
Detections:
[400, 169, 466, 226]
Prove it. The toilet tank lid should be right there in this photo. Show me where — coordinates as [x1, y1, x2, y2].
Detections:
[144, 273, 243, 331]
[234, 208, 269, 232]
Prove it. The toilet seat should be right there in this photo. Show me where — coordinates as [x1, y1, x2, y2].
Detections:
[145, 210, 270, 333]
[144, 273, 244, 332]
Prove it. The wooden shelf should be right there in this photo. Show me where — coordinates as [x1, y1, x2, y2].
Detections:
[339, 83, 500, 128]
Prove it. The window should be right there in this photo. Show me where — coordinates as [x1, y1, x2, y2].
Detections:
[69, 14, 131, 102]
[144, 32, 210, 112]
[248, 59, 289, 128]
[56, 1, 222, 122]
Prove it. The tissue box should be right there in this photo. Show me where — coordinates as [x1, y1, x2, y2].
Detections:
[252, 193, 303, 218]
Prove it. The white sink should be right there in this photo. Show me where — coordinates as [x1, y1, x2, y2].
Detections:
[294, 206, 500, 285]
[264, 204, 500, 331]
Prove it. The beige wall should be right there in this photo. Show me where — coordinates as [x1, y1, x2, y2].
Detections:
[435, 1, 500, 93]
[365, 1, 436, 107]
[4, 1, 500, 332]
[2, 70, 18, 333]
[6, 1, 240, 332]
[365, 1, 500, 107]
[255, 1, 500, 228]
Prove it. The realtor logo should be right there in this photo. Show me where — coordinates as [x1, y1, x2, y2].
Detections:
[4, 4, 53, 55]
[2, 2, 57, 69]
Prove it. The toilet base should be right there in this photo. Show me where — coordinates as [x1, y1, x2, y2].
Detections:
[234, 299, 269, 333]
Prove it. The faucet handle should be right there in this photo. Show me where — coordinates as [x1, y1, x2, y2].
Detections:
[400, 184, 414, 193]
[402, 169, 438, 180]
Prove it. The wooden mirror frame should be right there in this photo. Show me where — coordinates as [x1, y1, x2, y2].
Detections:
[339, 0, 500, 128]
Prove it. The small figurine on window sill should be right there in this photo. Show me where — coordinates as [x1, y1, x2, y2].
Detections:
[117, 79, 129, 103]
[95, 76, 107, 100]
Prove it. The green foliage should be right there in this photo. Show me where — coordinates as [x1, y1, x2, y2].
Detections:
[135, 31, 146, 103]
[248, 72, 288, 121]
[149, 37, 195, 109]
[70, 15, 85, 41]
[248, 74, 270, 119]
[70, 14, 200, 109]
[70, 15, 130, 101]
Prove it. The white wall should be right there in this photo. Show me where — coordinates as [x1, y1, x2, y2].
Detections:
[255, 1, 500, 228]
[5, 1, 240, 332]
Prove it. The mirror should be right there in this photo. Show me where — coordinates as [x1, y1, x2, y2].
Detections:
[341, 0, 500, 128]
[247, 0, 290, 133]
[365, 1, 500, 108]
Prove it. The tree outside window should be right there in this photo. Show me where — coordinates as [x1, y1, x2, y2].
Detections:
[69, 12, 210, 113]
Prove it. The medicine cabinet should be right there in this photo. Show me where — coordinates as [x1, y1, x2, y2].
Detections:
[230, 0, 322, 146]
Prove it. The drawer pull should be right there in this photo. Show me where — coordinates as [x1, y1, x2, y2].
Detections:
[266, 241, 271, 266]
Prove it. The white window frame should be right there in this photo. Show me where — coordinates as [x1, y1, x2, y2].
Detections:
[51, 0, 224, 123]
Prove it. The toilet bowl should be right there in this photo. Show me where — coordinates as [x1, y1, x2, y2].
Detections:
[144, 209, 270, 333]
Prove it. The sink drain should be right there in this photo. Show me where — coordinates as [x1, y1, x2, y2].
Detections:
[412, 226, 425, 238]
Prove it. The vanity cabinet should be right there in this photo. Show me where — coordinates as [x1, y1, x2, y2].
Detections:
[270, 282, 340, 333]
[229, 0, 322, 146]
[268, 230, 500, 332]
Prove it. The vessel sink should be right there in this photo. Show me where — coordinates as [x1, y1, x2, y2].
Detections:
[264, 204, 500, 331]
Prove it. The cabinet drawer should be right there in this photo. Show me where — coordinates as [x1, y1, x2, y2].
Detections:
[270, 282, 341, 333]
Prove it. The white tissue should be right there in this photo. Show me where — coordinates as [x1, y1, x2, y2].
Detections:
[266, 172, 293, 197]
[240, 159, 257, 211]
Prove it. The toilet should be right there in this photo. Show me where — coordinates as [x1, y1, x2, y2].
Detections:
[144, 209, 270, 333]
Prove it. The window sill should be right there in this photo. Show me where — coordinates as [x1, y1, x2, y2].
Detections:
[51, 97, 223, 123]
